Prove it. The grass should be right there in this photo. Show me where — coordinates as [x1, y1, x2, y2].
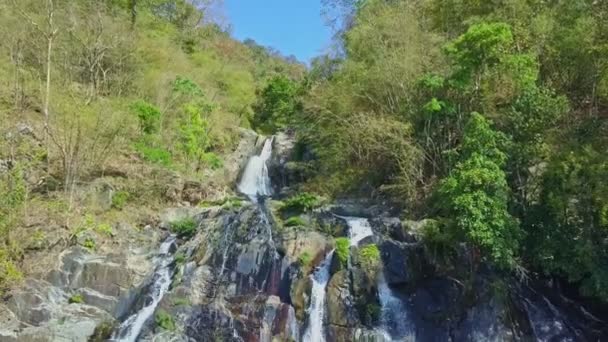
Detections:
[358, 244, 381, 273]
[170, 218, 198, 238]
[280, 192, 323, 214]
[111, 191, 130, 210]
[155, 309, 176, 331]
[284, 216, 306, 227]
[298, 251, 312, 268]
[335, 237, 350, 268]
[69, 293, 85, 304]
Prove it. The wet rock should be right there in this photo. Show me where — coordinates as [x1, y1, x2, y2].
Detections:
[379, 240, 431, 289]
[326, 270, 359, 341]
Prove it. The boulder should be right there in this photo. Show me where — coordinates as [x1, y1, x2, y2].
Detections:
[380, 239, 431, 289]
[326, 270, 359, 339]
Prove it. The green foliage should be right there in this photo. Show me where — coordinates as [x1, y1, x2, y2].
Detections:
[284, 216, 306, 227]
[438, 113, 520, 269]
[174, 252, 186, 265]
[252, 75, 301, 133]
[133, 100, 162, 134]
[170, 218, 198, 239]
[112, 191, 130, 210]
[298, 251, 312, 268]
[445, 22, 513, 87]
[95, 223, 115, 238]
[69, 294, 85, 304]
[335, 237, 350, 268]
[358, 244, 381, 273]
[0, 249, 22, 296]
[155, 309, 176, 331]
[280, 193, 323, 214]
[134, 142, 172, 167]
[83, 237, 97, 251]
[527, 147, 608, 300]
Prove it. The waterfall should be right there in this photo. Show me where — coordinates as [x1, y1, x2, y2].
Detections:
[377, 274, 414, 341]
[238, 137, 274, 200]
[344, 217, 413, 341]
[303, 250, 335, 342]
[345, 217, 374, 246]
[111, 236, 176, 342]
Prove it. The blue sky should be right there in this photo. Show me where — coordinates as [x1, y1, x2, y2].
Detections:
[224, 0, 332, 64]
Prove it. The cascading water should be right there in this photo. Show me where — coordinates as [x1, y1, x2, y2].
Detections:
[238, 137, 274, 200]
[377, 274, 414, 341]
[303, 250, 335, 342]
[344, 217, 413, 341]
[111, 235, 176, 342]
[345, 217, 374, 247]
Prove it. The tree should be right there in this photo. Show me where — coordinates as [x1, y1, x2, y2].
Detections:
[438, 113, 521, 269]
[252, 75, 301, 133]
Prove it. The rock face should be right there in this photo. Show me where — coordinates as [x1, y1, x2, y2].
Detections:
[2, 130, 607, 342]
[0, 242, 155, 341]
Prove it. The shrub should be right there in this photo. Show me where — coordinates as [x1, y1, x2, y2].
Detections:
[298, 251, 312, 268]
[335, 237, 350, 268]
[174, 253, 186, 265]
[202, 152, 223, 170]
[280, 193, 322, 214]
[358, 244, 381, 273]
[95, 223, 114, 237]
[0, 250, 22, 295]
[83, 237, 97, 251]
[69, 293, 85, 304]
[111, 191, 130, 210]
[134, 142, 172, 167]
[170, 218, 198, 238]
[132, 100, 162, 134]
[155, 309, 176, 331]
[284, 216, 306, 227]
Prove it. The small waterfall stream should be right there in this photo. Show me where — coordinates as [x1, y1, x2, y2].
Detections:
[303, 250, 335, 342]
[238, 137, 274, 200]
[111, 235, 177, 342]
[344, 217, 413, 342]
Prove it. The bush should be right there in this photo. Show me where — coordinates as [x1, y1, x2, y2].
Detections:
[132, 100, 162, 134]
[155, 309, 176, 331]
[95, 223, 114, 237]
[298, 251, 312, 268]
[69, 293, 85, 304]
[335, 237, 350, 268]
[284, 216, 306, 227]
[134, 142, 172, 167]
[111, 191, 130, 210]
[170, 218, 198, 238]
[280, 193, 322, 214]
[174, 253, 186, 265]
[358, 244, 381, 273]
[83, 237, 97, 251]
[0, 250, 22, 296]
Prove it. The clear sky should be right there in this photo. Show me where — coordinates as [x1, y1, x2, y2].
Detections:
[224, 0, 332, 64]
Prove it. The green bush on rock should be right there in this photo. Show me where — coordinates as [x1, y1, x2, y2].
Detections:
[170, 218, 198, 239]
[155, 309, 176, 331]
[358, 244, 381, 274]
[335, 237, 350, 268]
[284, 216, 306, 227]
[280, 193, 323, 214]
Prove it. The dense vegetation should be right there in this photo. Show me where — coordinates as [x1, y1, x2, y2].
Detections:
[255, 0, 608, 302]
[0, 0, 303, 294]
[1, 0, 606, 306]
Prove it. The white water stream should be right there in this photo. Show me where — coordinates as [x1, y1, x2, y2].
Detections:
[238, 137, 274, 200]
[111, 236, 176, 342]
[302, 250, 335, 342]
